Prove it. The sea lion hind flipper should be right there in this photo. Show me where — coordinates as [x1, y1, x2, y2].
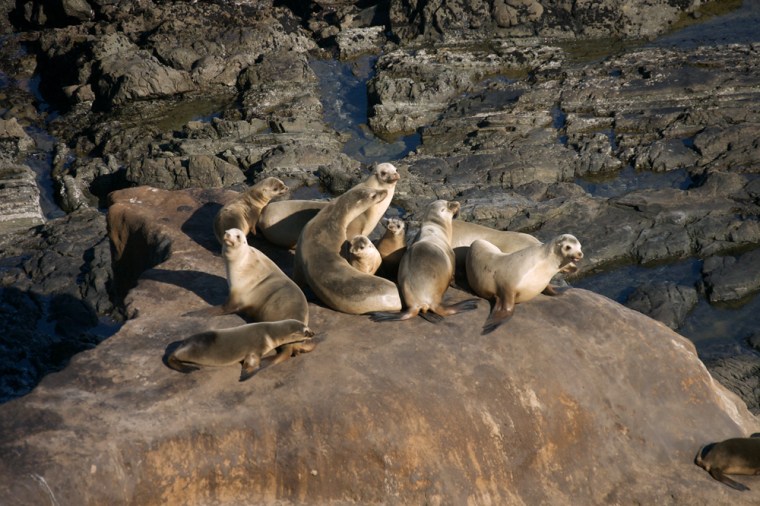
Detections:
[419, 311, 444, 324]
[709, 469, 750, 491]
[481, 307, 514, 335]
[446, 298, 479, 312]
[369, 311, 404, 322]
[239, 354, 261, 381]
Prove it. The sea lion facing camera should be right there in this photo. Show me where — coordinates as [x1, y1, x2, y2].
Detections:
[295, 186, 402, 314]
[695, 437, 760, 491]
[370, 200, 478, 323]
[347, 235, 382, 275]
[213, 177, 288, 245]
[374, 217, 406, 279]
[466, 234, 583, 334]
[167, 319, 314, 380]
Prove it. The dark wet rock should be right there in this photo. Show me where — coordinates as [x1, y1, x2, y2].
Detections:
[625, 281, 699, 330]
[0, 207, 119, 403]
[15, 0, 93, 27]
[0, 117, 34, 154]
[702, 346, 760, 415]
[126, 154, 245, 191]
[702, 249, 760, 303]
[388, 0, 702, 43]
[0, 185, 757, 504]
[336, 26, 386, 60]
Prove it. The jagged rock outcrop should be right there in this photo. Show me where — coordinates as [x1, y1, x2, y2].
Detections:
[0, 186, 757, 504]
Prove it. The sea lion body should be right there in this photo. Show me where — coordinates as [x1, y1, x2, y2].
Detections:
[258, 200, 328, 249]
[371, 200, 478, 322]
[466, 234, 583, 334]
[348, 235, 382, 275]
[168, 319, 314, 380]
[213, 177, 288, 245]
[695, 437, 760, 491]
[451, 220, 541, 270]
[295, 186, 402, 314]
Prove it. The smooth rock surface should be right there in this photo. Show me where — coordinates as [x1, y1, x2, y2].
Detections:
[0, 186, 757, 505]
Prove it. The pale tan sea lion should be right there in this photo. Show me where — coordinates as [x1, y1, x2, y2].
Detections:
[213, 176, 288, 245]
[370, 200, 478, 323]
[257, 162, 400, 249]
[295, 186, 402, 314]
[345, 162, 400, 238]
[695, 437, 760, 491]
[187, 228, 314, 362]
[347, 235, 382, 275]
[374, 217, 406, 278]
[167, 319, 314, 380]
[466, 234, 583, 334]
[451, 220, 541, 269]
[258, 200, 328, 249]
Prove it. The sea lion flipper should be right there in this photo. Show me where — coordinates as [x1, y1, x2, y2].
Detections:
[271, 340, 317, 365]
[239, 353, 261, 381]
[369, 310, 415, 322]
[482, 294, 514, 335]
[419, 311, 444, 323]
[709, 469, 750, 491]
[167, 355, 199, 373]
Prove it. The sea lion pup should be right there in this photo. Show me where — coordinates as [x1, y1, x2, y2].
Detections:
[374, 217, 407, 278]
[167, 319, 315, 380]
[370, 200, 479, 323]
[187, 228, 315, 362]
[213, 176, 288, 245]
[257, 162, 400, 249]
[295, 186, 402, 314]
[345, 162, 400, 238]
[695, 437, 760, 491]
[347, 235, 382, 275]
[466, 234, 583, 334]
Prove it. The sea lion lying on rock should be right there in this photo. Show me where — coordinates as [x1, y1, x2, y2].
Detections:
[695, 437, 760, 491]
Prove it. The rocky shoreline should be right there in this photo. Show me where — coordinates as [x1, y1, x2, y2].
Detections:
[3, 0, 759, 410]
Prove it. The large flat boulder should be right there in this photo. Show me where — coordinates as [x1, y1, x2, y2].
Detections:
[0, 186, 757, 505]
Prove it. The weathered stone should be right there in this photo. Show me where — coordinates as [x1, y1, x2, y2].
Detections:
[126, 154, 245, 190]
[335, 26, 385, 60]
[0, 185, 757, 504]
[0, 163, 44, 233]
[625, 281, 699, 330]
[702, 249, 760, 303]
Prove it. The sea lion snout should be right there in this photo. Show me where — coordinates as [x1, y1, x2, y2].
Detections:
[447, 201, 461, 217]
[303, 327, 315, 338]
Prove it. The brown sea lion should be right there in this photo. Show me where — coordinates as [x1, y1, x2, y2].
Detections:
[695, 437, 760, 491]
[213, 176, 288, 245]
[345, 162, 400, 238]
[295, 186, 402, 314]
[187, 228, 314, 362]
[370, 200, 479, 323]
[374, 217, 407, 279]
[167, 319, 314, 380]
[466, 234, 583, 334]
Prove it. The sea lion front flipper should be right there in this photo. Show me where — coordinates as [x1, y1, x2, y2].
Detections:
[482, 293, 515, 335]
[239, 353, 261, 382]
[709, 468, 750, 491]
[271, 340, 317, 365]
[542, 284, 570, 296]
[167, 355, 199, 373]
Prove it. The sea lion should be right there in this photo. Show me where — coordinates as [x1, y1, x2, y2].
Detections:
[370, 200, 479, 323]
[347, 235, 382, 275]
[258, 200, 328, 249]
[167, 319, 314, 380]
[695, 437, 760, 491]
[187, 228, 314, 362]
[295, 186, 402, 314]
[213, 176, 288, 245]
[451, 220, 541, 267]
[466, 234, 583, 334]
[257, 162, 400, 249]
[374, 217, 406, 278]
[345, 162, 400, 238]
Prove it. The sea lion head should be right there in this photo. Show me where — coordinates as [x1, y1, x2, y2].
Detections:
[349, 235, 375, 256]
[223, 228, 248, 250]
[554, 234, 583, 265]
[373, 162, 400, 185]
[259, 176, 288, 199]
[382, 217, 405, 235]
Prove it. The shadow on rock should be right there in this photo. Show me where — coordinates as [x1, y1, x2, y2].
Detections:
[181, 201, 223, 254]
[141, 268, 227, 307]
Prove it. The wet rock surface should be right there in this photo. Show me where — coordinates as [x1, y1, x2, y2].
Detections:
[1, 186, 758, 505]
[0, 0, 759, 500]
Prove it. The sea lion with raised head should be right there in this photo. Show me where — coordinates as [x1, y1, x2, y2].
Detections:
[258, 162, 400, 249]
[213, 176, 288, 245]
[370, 200, 479, 323]
[347, 235, 382, 275]
[295, 186, 402, 314]
[695, 437, 760, 491]
[167, 319, 314, 380]
[187, 228, 314, 362]
[466, 234, 583, 334]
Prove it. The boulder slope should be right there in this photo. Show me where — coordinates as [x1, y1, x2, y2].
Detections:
[0, 186, 757, 505]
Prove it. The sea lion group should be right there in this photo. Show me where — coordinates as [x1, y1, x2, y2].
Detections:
[168, 161, 584, 377]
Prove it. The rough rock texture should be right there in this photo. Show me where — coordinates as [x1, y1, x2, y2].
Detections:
[0, 163, 43, 234]
[625, 281, 699, 330]
[0, 186, 757, 504]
